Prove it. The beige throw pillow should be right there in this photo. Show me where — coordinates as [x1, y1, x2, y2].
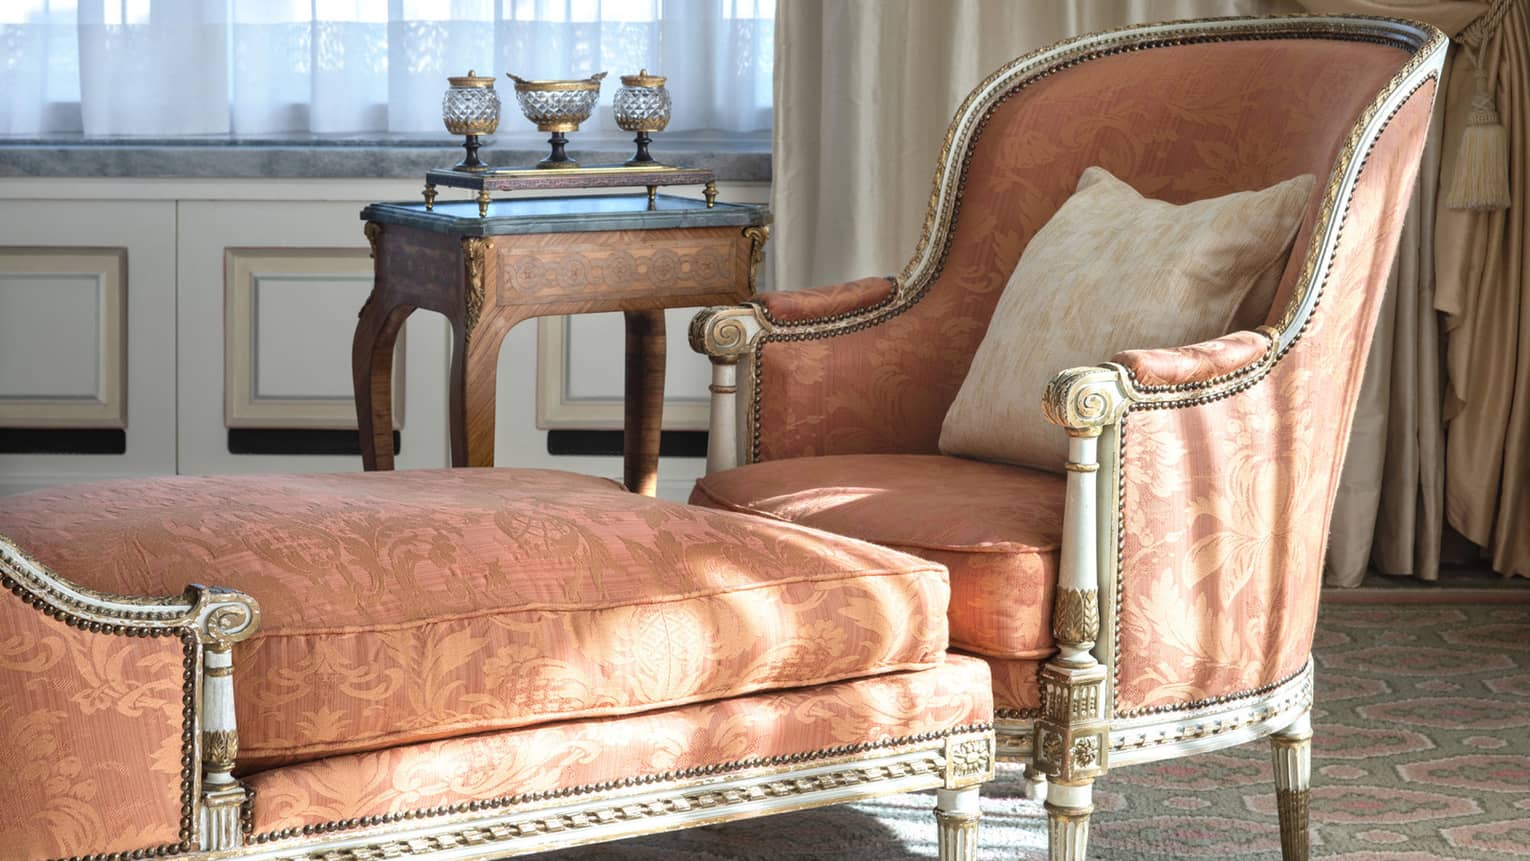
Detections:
[938, 165, 1314, 472]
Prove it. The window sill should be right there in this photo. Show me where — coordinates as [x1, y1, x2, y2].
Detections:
[0, 132, 771, 182]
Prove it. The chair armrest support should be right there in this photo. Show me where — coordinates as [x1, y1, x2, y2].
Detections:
[0, 536, 260, 856]
[689, 277, 899, 473]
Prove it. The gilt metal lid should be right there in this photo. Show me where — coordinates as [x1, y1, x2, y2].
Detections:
[447, 70, 497, 88]
[620, 68, 666, 88]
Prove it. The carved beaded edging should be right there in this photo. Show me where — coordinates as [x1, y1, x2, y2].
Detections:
[251, 722, 993, 846]
[1111, 664, 1313, 746]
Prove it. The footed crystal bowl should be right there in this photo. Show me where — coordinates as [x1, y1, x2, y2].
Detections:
[507, 72, 606, 133]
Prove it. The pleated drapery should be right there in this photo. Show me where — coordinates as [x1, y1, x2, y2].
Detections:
[770, 0, 1297, 296]
[1436, 0, 1530, 578]
[1298, 0, 1529, 582]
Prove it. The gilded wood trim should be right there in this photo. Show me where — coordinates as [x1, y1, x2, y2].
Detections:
[244, 725, 994, 859]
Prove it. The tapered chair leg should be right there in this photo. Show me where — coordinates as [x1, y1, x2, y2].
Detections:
[935, 786, 981, 860]
[1045, 778, 1094, 861]
[1271, 710, 1313, 860]
[1022, 762, 1050, 802]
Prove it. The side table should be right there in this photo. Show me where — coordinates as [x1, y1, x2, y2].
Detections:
[354, 194, 770, 495]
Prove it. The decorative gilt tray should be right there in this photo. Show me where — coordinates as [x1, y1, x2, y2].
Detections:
[425, 164, 717, 216]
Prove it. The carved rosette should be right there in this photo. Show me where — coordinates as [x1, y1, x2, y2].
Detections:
[942, 733, 996, 789]
[688, 305, 767, 362]
[461, 237, 491, 343]
[742, 225, 770, 294]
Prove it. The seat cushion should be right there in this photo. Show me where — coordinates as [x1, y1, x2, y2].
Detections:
[246, 655, 992, 840]
[692, 454, 1064, 660]
[0, 468, 950, 770]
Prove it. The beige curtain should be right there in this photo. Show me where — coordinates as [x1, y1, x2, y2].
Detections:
[1308, 0, 1483, 587]
[1301, 0, 1528, 582]
[772, 0, 1297, 292]
[1436, 0, 1530, 578]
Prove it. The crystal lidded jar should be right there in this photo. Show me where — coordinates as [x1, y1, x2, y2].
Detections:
[614, 69, 671, 165]
[442, 70, 500, 171]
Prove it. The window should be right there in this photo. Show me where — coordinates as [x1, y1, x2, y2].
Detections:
[0, 0, 774, 136]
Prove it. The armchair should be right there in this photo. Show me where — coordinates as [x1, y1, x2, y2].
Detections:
[690, 16, 1446, 861]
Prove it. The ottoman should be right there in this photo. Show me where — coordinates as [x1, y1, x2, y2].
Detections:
[0, 468, 994, 860]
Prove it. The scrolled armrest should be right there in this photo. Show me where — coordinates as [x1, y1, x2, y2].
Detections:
[1111, 328, 1277, 389]
[688, 303, 771, 361]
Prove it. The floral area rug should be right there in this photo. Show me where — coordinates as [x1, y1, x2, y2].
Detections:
[534, 603, 1530, 860]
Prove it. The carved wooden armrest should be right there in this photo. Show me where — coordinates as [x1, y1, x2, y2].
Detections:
[1031, 328, 1280, 782]
[0, 536, 260, 855]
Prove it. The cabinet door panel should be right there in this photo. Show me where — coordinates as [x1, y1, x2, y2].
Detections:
[177, 200, 449, 476]
[0, 203, 175, 495]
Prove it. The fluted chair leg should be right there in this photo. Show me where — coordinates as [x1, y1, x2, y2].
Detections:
[935, 786, 981, 860]
[1271, 710, 1313, 860]
[1045, 778, 1094, 861]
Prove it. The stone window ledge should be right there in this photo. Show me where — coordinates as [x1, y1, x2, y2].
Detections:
[0, 133, 770, 182]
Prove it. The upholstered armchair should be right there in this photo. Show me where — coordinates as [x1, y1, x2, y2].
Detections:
[690, 16, 1445, 861]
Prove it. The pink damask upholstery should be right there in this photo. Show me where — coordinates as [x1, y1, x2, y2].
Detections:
[1114, 81, 1437, 712]
[757, 276, 895, 323]
[0, 469, 949, 771]
[693, 454, 1064, 659]
[702, 28, 1438, 724]
[1113, 329, 1273, 388]
[752, 39, 1405, 461]
[246, 655, 992, 838]
[0, 606, 188, 859]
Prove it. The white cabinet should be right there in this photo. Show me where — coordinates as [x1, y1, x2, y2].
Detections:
[0, 178, 769, 501]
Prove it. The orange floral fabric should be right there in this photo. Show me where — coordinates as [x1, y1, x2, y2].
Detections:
[1114, 83, 1437, 711]
[757, 276, 895, 323]
[692, 454, 1064, 658]
[245, 655, 992, 839]
[753, 39, 1405, 462]
[0, 597, 187, 860]
[975, 653, 1043, 716]
[0, 468, 949, 770]
[1113, 329, 1272, 389]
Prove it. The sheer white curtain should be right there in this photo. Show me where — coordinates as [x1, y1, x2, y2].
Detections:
[0, 0, 773, 136]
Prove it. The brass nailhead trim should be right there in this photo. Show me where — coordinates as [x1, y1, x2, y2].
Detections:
[250, 722, 994, 844]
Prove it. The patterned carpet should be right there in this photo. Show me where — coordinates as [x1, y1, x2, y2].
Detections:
[534, 603, 1530, 860]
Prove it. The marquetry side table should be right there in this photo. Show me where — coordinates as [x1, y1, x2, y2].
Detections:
[354, 194, 771, 495]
